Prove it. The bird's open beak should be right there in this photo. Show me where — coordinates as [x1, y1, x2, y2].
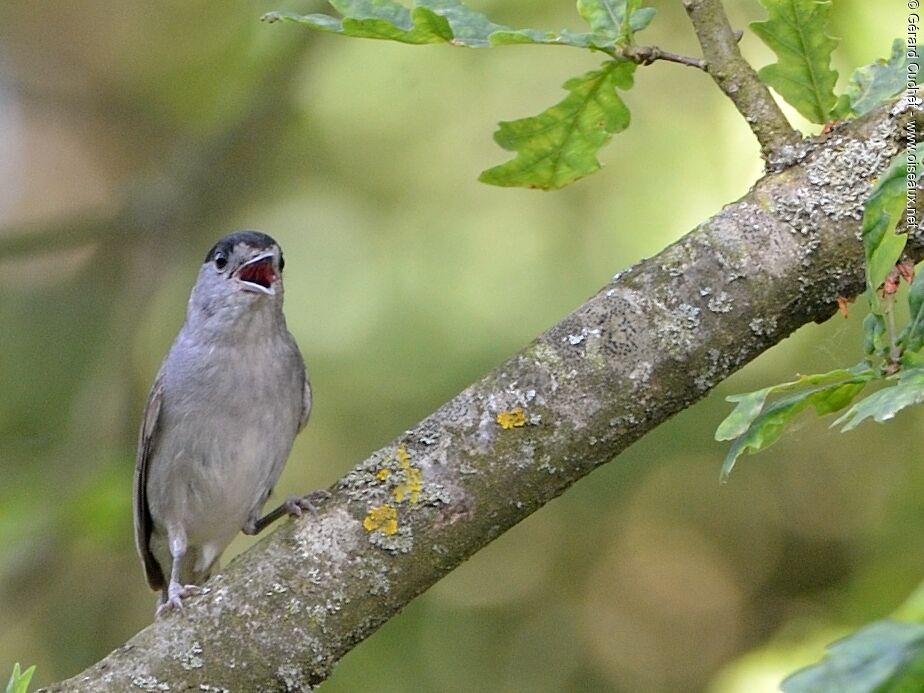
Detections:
[235, 252, 278, 295]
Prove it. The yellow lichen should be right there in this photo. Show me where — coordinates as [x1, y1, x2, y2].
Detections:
[496, 408, 526, 429]
[363, 505, 398, 535]
[392, 444, 422, 503]
[393, 466, 423, 504]
[376, 468, 391, 481]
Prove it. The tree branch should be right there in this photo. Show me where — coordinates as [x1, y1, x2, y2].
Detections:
[683, 0, 805, 168]
[41, 101, 919, 692]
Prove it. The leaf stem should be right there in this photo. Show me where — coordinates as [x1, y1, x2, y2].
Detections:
[682, 0, 804, 168]
[620, 45, 707, 71]
[885, 294, 903, 368]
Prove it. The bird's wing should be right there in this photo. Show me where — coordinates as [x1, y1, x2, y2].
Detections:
[133, 371, 166, 591]
[298, 369, 312, 433]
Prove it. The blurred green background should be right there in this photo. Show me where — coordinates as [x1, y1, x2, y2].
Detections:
[0, 1, 915, 691]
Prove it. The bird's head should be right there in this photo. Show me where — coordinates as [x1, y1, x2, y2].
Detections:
[188, 231, 287, 330]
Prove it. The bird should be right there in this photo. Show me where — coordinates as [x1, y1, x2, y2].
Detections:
[133, 231, 319, 615]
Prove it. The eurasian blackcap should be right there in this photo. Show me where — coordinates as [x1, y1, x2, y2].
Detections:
[133, 231, 318, 614]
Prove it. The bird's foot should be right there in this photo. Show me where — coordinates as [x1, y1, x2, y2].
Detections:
[156, 581, 202, 617]
[242, 490, 332, 535]
[284, 490, 331, 519]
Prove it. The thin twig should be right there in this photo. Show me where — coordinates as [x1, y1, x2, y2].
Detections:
[622, 45, 707, 71]
[683, 0, 803, 168]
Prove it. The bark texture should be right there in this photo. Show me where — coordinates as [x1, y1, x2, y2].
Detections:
[44, 101, 920, 691]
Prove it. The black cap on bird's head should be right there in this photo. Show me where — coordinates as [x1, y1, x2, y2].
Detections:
[204, 231, 278, 265]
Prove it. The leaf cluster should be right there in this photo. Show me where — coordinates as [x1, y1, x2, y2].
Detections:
[751, 0, 912, 123]
[270, 0, 911, 189]
[717, 143, 924, 479]
[266, 0, 655, 189]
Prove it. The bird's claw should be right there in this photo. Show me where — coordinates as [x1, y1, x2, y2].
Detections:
[156, 582, 202, 617]
[284, 490, 331, 519]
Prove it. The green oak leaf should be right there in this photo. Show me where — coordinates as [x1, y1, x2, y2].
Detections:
[629, 7, 656, 34]
[479, 61, 635, 189]
[863, 312, 889, 358]
[264, 1, 452, 45]
[863, 146, 921, 314]
[716, 367, 875, 481]
[577, 0, 625, 36]
[903, 264, 924, 352]
[5, 664, 36, 693]
[419, 0, 523, 46]
[844, 38, 910, 117]
[266, 0, 656, 50]
[781, 621, 924, 693]
[750, 0, 840, 124]
[576, 0, 651, 42]
[834, 367, 924, 431]
[716, 387, 774, 442]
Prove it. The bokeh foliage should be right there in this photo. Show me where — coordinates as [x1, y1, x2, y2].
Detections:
[0, 1, 915, 691]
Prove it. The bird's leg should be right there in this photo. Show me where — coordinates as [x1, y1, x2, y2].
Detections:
[156, 526, 201, 617]
[242, 490, 331, 536]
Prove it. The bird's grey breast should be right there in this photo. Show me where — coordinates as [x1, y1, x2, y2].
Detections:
[147, 323, 304, 543]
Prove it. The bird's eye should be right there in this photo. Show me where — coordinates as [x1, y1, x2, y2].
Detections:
[279, 255, 285, 271]
[214, 253, 228, 271]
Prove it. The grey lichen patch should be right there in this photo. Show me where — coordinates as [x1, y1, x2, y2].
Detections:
[356, 553, 394, 596]
[293, 507, 356, 567]
[413, 423, 441, 446]
[368, 523, 414, 554]
[367, 568, 391, 596]
[749, 316, 778, 336]
[564, 326, 602, 346]
[508, 442, 537, 469]
[531, 341, 563, 371]
[131, 675, 169, 691]
[276, 664, 309, 692]
[575, 327, 609, 370]
[338, 449, 398, 504]
[767, 138, 815, 172]
[176, 641, 204, 670]
[657, 238, 697, 278]
[707, 291, 734, 313]
[657, 302, 702, 354]
[538, 457, 564, 475]
[285, 598, 304, 617]
[765, 118, 899, 230]
[418, 476, 454, 506]
[693, 348, 738, 393]
[197, 686, 229, 693]
[305, 585, 349, 627]
[679, 303, 701, 327]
